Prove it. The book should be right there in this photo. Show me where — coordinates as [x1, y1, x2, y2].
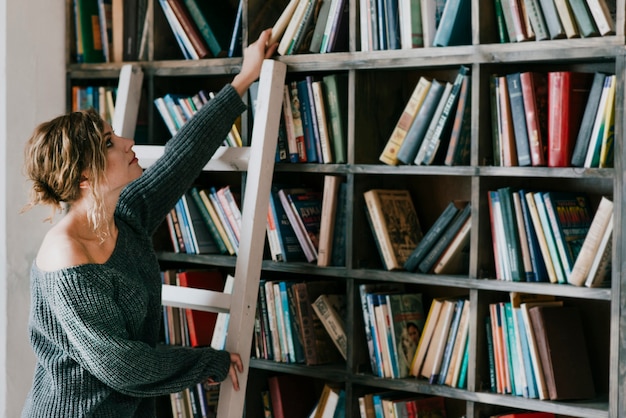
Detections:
[512, 191, 535, 281]
[216, 185, 242, 243]
[542, 191, 593, 278]
[404, 200, 463, 272]
[569, 196, 614, 286]
[519, 72, 548, 166]
[569, 0, 600, 37]
[112, 64, 144, 139]
[330, 182, 347, 266]
[309, 0, 334, 52]
[596, 74, 616, 168]
[317, 175, 342, 267]
[386, 293, 426, 377]
[586, 0, 616, 35]
[496, 187, 525, 281]
[418, 202, 471, 273]
[167, 0, 211, 59]
[433, 214, 471, 275]
[528, 305, 596, 400]
[295, 79, 319, 163]
[522, 0, 550, 41]
[180, 0, 233, 57]
[363, 189, 424, 270]
[436, 299, 465, 384]
[97, 0, 113, 62]
[312, 293, 348, 360]
[497, 75, 519, 166]
[312, 80, 334, 163]
[278, 0, 311, 55]
[396, 79, 445, 164]
[582, 74, 615, 168]
[268, 375, 318, 418]
[533, 191, 566, 284]
[506, 73, 532, 166]
[554, 0, 581, 38]
[74, 0, 105, 63]
[432, 0, 471, 46]
[523, 191, 558, 283]
[293, 281, 343, 365]
[227, 0, 243, 57]
[270, 0, 300, 45]
[414, 81, 453, 165]
[176, 270, 224, 347]
[444, 301, 470, 387]
[288, 189, 324, 258]
[547, 71, 593, 167]
[188, 187, 228, 254]
[584, 213, 613, 288]
[282, 84, 302, 162]
[181, 191, 221, 254]
[379, 77, 431, 165]
[359, 283, 405, 377]
[399, 0, 424, 48]
[197, 189, 236, 255]
[420, 298, 457, 381]
[268, 185, 307, 262]
[322, 73, 349, 164]
[443, 73, 472, 166]
[277, 187, 318, 262]
[419, 66, 470, 165]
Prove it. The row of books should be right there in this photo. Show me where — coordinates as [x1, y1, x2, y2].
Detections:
[488, 187, 613, 287]
[491, 71, 615, 168]
[495, 0, 615, 43]
[270, 0, 349, 55]
[358, 283, 426, 378]
[408, 297, 470, 389]
[267, 176, 347, 267]
[160, 269, 232, 418]
[166, 186, 242, 256]
[485, 293, 596, 401]
[380, 65, 472, 167]
[253, 279, 346, 365]
[364, 189, 471, 274]
[357, 393, 446, 418]
[154, 89, 242, 145]
[158, 0, 242, 59]
[71, 85, 117, 125]
[255, 74, 348, 165]
[73, 0, 149, 63]
[360, 0, 471, 51]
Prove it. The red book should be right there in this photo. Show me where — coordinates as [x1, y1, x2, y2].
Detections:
[176, 270, 224, 347]
[520, 72, 548, 166]
[547, 72, 593, 167]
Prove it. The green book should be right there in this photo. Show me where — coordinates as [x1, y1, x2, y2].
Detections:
[322, 73, 348, 163]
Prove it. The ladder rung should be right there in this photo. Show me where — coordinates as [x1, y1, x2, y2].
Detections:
[161, 285, 231, 313]
[135, 145, 250, 171]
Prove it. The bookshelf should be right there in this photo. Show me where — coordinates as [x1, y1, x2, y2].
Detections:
[65, 0, 625, 417]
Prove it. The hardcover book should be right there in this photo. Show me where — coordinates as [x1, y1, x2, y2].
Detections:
[528, 305, 596, 400]
[363, 189, 424, 270]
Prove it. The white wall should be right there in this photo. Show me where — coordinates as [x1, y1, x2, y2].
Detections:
[0, 0, 65, 416]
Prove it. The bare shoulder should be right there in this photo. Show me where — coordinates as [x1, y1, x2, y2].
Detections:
[36, 224, 91, 271]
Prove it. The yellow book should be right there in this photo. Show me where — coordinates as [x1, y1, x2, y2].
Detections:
[198, 189, 236, 255]
[599, 75, 616, 168]
[379, 77, 431, 165]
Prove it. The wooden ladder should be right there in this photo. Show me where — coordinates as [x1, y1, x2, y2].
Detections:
[160, 59, 287, 418]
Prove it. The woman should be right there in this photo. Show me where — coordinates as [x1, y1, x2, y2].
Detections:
[20, 29, 277, 418]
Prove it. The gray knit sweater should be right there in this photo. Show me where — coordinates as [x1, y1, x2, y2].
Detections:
[22, 85, 247, 418]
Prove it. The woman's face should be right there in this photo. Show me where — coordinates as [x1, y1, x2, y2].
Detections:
[101, 123, 143, 192]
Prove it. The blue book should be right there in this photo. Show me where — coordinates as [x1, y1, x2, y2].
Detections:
[515, 307, 538, 398]
[432, 0, 471, 46]
[227, 0, 243, 57]
[436, 299, 464, 384]
[518, 189, 549, 282]
[296, 80, 319, 163]
[533, 192, 566, 284]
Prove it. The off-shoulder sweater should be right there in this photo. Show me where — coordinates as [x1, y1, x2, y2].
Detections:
[21, 85, 247, 418]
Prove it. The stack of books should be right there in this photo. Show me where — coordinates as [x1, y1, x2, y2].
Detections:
[409, 297, 470, 388]
[490, 71, 616, 168]
[493, 0, 615, 42]
[358, 0, 472, 49]
[488, 187, 612, 287]
[379, 66, 472, 167]
[253, 279, 346, 366]
[269, 0, 349, 55]
[165, 186, 241, 256]
[154, 89, 242, 144]
[485, 293, 596, 401]
[358, 283, 426, 378]
[157, 0, 242, 59]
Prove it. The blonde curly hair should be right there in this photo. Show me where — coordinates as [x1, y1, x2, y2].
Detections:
[22, 108, 111, 241]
